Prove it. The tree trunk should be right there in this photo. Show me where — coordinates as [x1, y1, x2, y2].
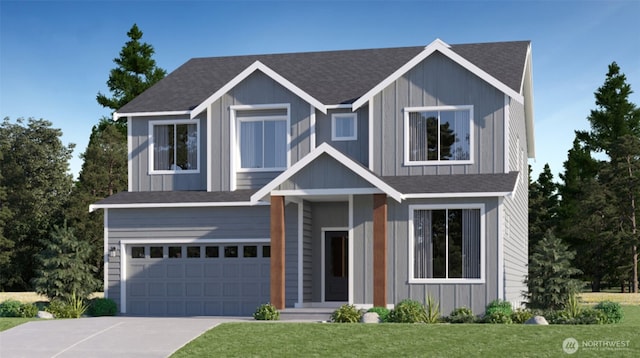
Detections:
[591, 278, 601, 292]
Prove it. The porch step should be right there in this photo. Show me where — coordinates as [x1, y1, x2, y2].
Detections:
[279, 308, 335, 322]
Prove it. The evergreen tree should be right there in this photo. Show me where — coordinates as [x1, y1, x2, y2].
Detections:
[0, 150, 14, 284]
[96, 23, 166, 117]
[525, 231, 582, 310]
[576, 62, 640, 292]
[528, 163, 559, 251]
[32, 223, 100, 300]
[0, 117, 74, 290]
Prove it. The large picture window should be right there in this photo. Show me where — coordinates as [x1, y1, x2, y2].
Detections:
[410, 205, 483, 283]
[150, 120, 199, 173]
[238, 115, 287, 170]
[405, 106, 473, 164]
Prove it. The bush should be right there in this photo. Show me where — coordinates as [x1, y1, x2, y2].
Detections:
[88, 298, 117, 317]
[543, 308, 606, 325]
[511, 308, 534, 324]
[0, 299, 23, 317]
[448, 307, 476, 323]
[484, 311, 513, 324]
[388, 299, 426, 323]
[253, 303, 280, 321]
[20, 303, 39, 318]
[331, 304, 362, 323]
[424, 294, 441, 323]
[594, 301, 623, 324]
[367, 307, 390, 322]
[46, 293, 88, 318]
[485, 299, 512, 317]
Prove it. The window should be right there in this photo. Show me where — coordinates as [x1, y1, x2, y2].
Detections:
[150, 246, 163, 258]
[131, 246, 145, 259]
[410, 205, 484, 283]
[405, 106, 472, 164]
[243, 245, 257, 258]
[262, 245, 271, 258]
[150, 120, 199, 173]
[205, 246, 219, 258]
[168, 246, 182, 258]
[224, 246, 238, 258]
[238, 116, 287, 170]
[187, 246, 200, 258]
[331, 113, 357, 141]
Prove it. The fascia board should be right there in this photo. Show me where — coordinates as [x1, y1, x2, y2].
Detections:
[190, 61, 327, 118]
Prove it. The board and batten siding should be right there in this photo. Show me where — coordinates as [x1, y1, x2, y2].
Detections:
[370, 51, 506, 177]
[278, 154, 374, 190]
[302, 200, 313, 303]
[129, 114, 208, 192]
[207, 71, 312, 191]
[315, 108, 369, 166]
[106, 204, 299, 310]
[503, 98, 529, 307]
[352, 195, 374, 305]
[388, 197, 500, 315]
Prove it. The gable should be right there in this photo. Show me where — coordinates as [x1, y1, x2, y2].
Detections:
[277, 153, 376, 191]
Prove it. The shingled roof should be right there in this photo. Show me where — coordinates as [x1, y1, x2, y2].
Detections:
[117, 40, 530, 114]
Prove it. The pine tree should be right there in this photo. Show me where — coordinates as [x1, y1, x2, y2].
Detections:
[96, 23, 166, 116]
[528, 163, 559, 251]
[525, 231, 582, 310]
[576, 62, 640, 292]
[32, 223, 100, 300]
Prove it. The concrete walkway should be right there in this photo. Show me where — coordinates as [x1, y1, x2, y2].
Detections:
[0, 316, 248, 358]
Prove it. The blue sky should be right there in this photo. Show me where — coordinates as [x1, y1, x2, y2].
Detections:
[1, 0, 639, 181]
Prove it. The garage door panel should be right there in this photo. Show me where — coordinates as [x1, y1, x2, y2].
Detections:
[127, 243, 270, 317]
[186, 283, 202, 296]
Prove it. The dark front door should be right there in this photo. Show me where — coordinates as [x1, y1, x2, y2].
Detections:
[325, 231, 348, 301]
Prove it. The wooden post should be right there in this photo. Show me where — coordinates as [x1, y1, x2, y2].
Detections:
[373, 194, 387, 307]
[270, 195, 285, 309]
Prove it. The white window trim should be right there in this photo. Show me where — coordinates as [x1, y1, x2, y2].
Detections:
[231, 104, 291, 176]
[331, 113, 357, 141]
[403, 105, 474, 166]
[148, 119, 200, 175]
[408, 203, 485, 284]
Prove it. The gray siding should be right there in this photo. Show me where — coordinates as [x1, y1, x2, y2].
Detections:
[388, 197, 499, 315]
[503, 97, 529, 307]
[315, 108, 369, 166]
[208, 71, 312, 191]
[352, 195, 374, 304]
[303, 200, 313, 302]
[370, 52, 506, 177]
[279, 154, 374, 190]
[130, 115, 208, 192]
[106, 204, 299, 311]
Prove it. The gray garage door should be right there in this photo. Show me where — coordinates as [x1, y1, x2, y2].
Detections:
[126, 243, 270, 316]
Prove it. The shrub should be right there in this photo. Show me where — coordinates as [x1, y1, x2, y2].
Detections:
[367, 307, 390, 322]
[20, 303, 39, 318]
[448, 307, 476, 323]
[88, 298, 118, 317]
[485, 311, 513, 324]
[331, 304, 362, 323]
[485, 299, 513, 317]
[388, 299, 426, 323]
[0, 299, 23, 317]
[594, 301, 623, 324]
[46, 293, 88, 318]
[543, 308, 606, 325]
[511, 308, 534, 324]
[253, 303, 280, 321]
[424, 294, 441, 323]
[565, 294, 581, 318]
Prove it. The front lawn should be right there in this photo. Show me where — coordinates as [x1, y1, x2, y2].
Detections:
[172, 306, 640, 358]
[0, 318, 35, 332]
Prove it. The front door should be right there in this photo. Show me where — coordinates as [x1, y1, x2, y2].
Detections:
[324, 231, 348, 301]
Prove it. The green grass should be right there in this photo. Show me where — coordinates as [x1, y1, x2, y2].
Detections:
[172, 306, 640, 358]
[0, 318, 35, 332]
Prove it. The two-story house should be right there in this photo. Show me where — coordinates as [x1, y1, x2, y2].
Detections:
[91, 38, 534, 317]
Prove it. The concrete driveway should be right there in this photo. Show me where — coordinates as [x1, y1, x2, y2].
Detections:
[0, 316, 246, 358]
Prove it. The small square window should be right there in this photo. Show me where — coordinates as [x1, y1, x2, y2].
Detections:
[187, 246, 200, 258]
[168, 246, 182, 258]
[224, 246, 238, 258]
[262, 245, 271, 258]
[243, 246, 257, 258]
[332, 113, 357, 141]
[205, 246, 219, 258]
[150, 246, 163, 258]
[131, 246, 145, 259]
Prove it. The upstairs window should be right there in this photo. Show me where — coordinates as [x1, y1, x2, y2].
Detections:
[237, 108, 288, 171]
[150, 120, 199, 173]
[331, 113, 357, 141]
[404, 106, 473, 165]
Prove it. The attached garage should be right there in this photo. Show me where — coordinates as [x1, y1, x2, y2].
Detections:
[124, 241, 270, 316]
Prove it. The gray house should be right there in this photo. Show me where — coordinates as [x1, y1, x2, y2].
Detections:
[91, 38, 534, 316]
